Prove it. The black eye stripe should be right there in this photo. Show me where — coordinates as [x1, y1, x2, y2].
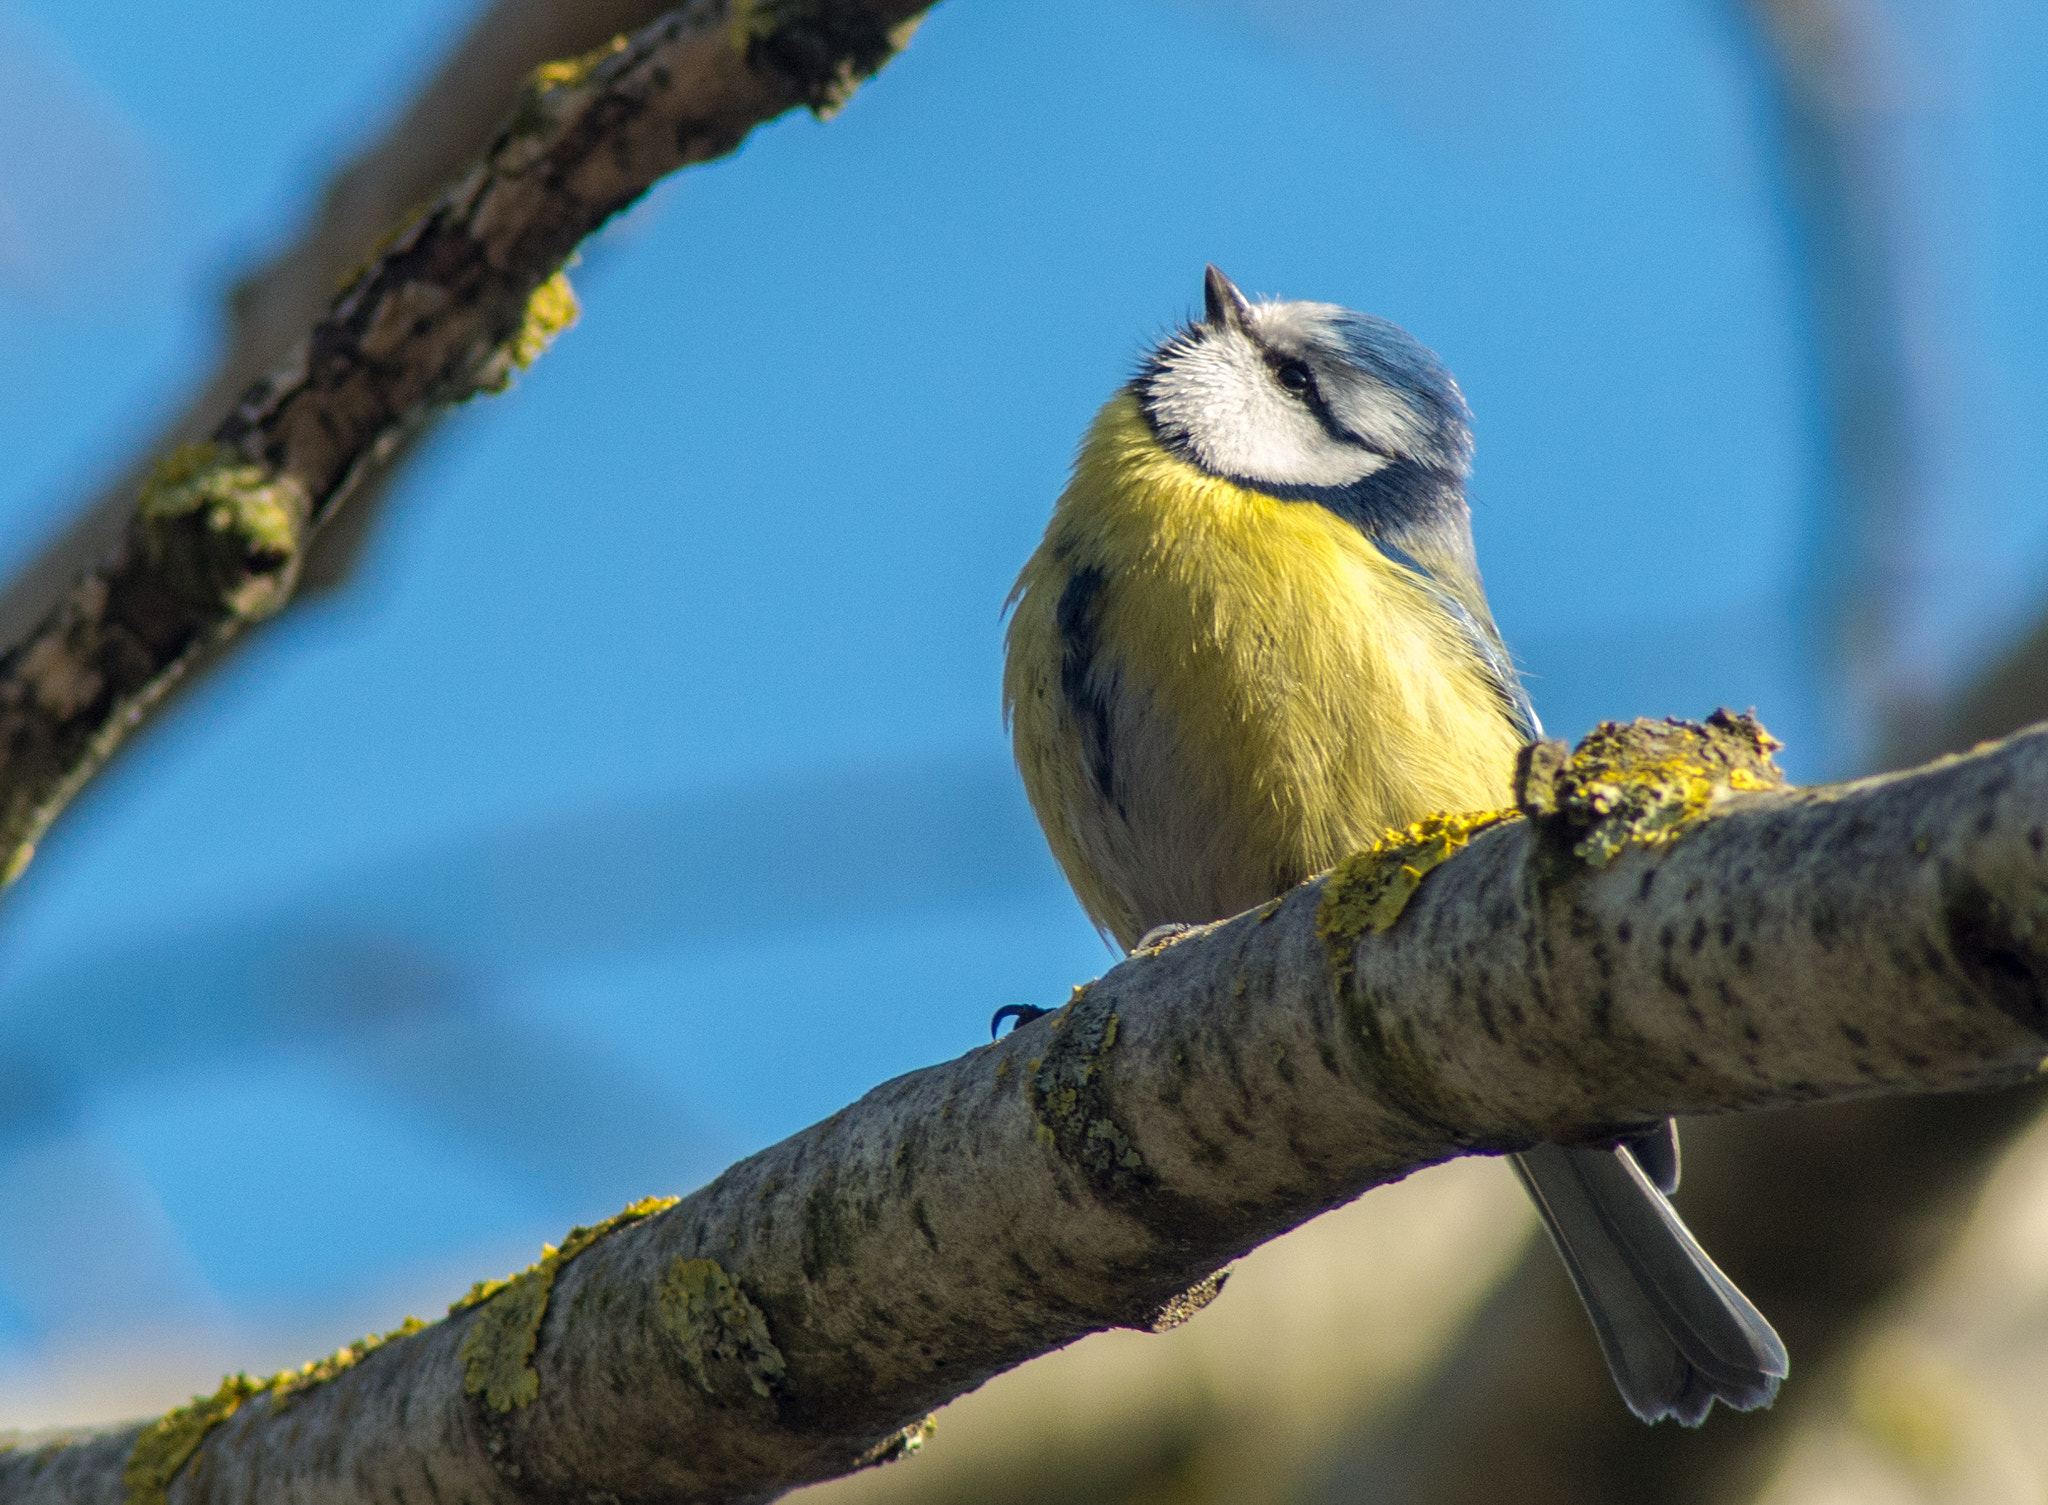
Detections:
[1277, 361, 1396, 459]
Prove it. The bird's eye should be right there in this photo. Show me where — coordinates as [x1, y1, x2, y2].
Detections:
[1276, 361, 1312, 394]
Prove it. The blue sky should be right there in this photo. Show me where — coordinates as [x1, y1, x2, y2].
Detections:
[0, 0, 2042, 1393]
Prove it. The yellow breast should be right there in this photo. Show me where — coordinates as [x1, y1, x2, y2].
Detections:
[1005, 393, 1522, 947]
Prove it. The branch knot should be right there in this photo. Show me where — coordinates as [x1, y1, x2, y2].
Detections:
[134, 444, 308, 621]
[731, 0, 926, 117]
[1517, 709, 1786, 867]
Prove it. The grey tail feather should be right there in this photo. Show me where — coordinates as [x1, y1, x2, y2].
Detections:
[1510, 1142, 1787, 1426]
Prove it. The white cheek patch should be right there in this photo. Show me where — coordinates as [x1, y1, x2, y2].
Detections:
[1144, 336, 1388, 489]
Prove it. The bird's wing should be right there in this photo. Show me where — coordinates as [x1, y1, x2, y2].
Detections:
[1370, 535, 1542, 742]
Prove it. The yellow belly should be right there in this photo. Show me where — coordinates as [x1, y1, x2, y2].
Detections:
[1005, 394, 1522, 948]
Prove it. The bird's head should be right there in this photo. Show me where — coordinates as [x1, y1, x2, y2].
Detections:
[1136, 266, 1474, 497]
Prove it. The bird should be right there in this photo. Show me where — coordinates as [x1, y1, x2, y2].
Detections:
[999, 265, 1787, 1426]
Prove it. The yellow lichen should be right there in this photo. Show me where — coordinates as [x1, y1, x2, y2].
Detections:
[856, 1415, 937, 1468]
[509, 271, 579, 370]
[1519, 711, 1786, 868]
[1317, 810, 1520, 978]
[531, 34, 628, 92]
[139, 444, 298, 556]
[504, 36, 631, 142]
[474, 270, 581, 397]
[657, 1257, 788, 1400]
[123, 1373, 264, 1505]
[1551, 737, 1713, 865]
[120, 1317, 433, 1500]
[135, 443, 306, 619]
[268, 1316, 428, 1411]
[455, 1195, 678, 1413]
[459, 1272, 551, 1411]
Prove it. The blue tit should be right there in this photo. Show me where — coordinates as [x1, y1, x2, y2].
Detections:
[1002, 266, 1786, 1425]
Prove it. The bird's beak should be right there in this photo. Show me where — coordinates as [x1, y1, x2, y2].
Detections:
[1204, 264, 1252, 332]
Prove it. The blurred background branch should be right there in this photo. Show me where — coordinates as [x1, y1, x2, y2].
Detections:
[0, 0, 933, 890]
[1743, 0, 1930, 775]
[0, 0, 688, 659]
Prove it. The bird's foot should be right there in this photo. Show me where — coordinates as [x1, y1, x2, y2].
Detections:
[990, 1003, 1051, 1039]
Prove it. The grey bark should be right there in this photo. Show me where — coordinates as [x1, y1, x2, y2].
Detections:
[8, 718, 2048, 1504]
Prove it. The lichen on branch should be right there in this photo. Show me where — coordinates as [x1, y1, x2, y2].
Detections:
[658, 1256, 788, 1402]
[1516, 708, 1788, 866]
[455, 1195, 677, 1412]
[1318, 809, 1522, 969]
[120, 1316, 429, 1505]
[134, 443, 307, 620]
[122, 1375, 264, 1505]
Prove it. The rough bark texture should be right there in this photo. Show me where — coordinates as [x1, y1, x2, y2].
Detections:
[7, 717, 2048, 1505]
[0, 0, 932, 888]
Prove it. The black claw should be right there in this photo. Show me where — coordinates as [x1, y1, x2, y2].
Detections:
[990, 1003, 1051, 1039]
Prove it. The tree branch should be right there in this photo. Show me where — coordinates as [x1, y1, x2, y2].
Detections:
[0, 0, 708, 649]
[9, 717, 2048, 1504]
[0, 0, 932, 888]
